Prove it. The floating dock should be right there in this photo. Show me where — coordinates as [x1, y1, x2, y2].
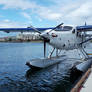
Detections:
[71, 58, 92, 92]
[71, 67, 91, 92]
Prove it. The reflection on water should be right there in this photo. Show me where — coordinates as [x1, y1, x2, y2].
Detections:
[0, 42, 92, 92]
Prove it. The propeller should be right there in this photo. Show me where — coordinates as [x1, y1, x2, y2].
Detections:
[29, 25, 48, 58]
[29, 23, 64, 58]
[42, 23, 64, 58]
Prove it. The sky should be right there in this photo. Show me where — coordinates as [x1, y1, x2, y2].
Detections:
[0, 0, 92, 28]
[0, 0, 92, 37]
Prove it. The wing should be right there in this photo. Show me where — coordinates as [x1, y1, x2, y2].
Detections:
[76, 25, 92, 31]
[0, 27, 54, 33]
[0, 25, 73, 33]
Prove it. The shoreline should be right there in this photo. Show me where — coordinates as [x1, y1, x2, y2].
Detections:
[0, 40, 43, 43]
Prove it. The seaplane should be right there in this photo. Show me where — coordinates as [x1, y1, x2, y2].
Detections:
[0, 22, 92, 69]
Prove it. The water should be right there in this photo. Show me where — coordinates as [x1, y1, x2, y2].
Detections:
[0, 42, 91, 92]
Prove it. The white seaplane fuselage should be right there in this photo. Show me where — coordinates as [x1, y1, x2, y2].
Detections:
[41, 29, 86, 50]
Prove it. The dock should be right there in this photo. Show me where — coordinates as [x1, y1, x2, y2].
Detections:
[71, 62, 92, 92]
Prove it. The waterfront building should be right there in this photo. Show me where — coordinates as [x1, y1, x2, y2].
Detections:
[16, 32, 41, 41]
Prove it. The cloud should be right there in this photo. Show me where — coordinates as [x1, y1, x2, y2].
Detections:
[0, 0, 92, 25]
[0, 19, 27, 28]
[62, 1, 92, 25]
[21, 12, 31, 20]
[43, 0, 92, 25]
[0, 0, 36, 10]
[0, 0, 62, 21]
[37, 7, 62, 20]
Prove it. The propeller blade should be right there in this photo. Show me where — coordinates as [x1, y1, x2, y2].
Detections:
[49, 23, 64, 33]
[28, 25, 41, 34]
[44, 41, 46, 58]
[53, 23, 64, 30]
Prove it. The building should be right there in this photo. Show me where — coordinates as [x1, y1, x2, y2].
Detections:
[16, 32, 41, 41]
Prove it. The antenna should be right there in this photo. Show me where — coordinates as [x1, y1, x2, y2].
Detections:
[85, 22, 87, 26]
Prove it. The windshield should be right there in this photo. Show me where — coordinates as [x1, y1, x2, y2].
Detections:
[55, 26, 73, 31]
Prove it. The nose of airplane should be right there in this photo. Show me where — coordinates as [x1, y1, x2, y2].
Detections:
[39, 32, 50, 42]
[40, 32, 48, 38]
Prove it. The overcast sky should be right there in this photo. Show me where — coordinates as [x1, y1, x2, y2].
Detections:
[0, 0, 92, 28]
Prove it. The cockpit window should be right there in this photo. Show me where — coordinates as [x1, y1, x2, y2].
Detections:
[55, 26, 73, 31]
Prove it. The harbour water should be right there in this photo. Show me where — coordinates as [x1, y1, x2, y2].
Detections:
[0, 42, 91, 92]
